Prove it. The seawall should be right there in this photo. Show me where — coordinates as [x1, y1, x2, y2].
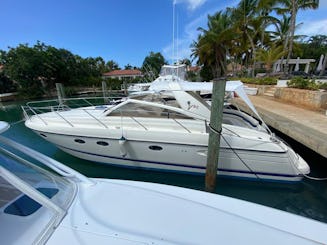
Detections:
[235, 96, 327, 159]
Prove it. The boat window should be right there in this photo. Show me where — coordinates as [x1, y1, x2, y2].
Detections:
[0, 147, 75, 213]
[0, 176, 21, 209]
[0, 146, 76, 244]
[97, 141, 109, 146]
[4, 187, 58, 216]
[108, 102, 192, 119]
[130, 94, 180, 108]
[74, 139, 85, 144]
[40, 133, 47, 137]
[149, 145, 163, 151]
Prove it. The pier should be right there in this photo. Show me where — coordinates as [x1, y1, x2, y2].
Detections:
[0, 93, 18, 102]
[235, 95, 327, 158]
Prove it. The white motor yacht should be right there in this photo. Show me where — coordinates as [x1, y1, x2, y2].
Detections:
[0, 121, 326, 244]
[22, 65, 310, 182]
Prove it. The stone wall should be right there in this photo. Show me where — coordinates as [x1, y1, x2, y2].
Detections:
[275, 88, 327, 110]
[244, 84, 274, 95]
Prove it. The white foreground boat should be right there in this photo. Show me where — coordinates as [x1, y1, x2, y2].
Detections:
[0, 121, 326, 244]
[22, 66, 310, 182]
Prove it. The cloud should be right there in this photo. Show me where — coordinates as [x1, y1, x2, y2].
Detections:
[319, 1, 327, 8]
[163, 0, 241, 63]
[297, 19, 327, 36]
[174, 0, 207, 11]
[163, 13, 208, 63]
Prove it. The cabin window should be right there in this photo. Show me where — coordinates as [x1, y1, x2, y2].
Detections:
[74, 139, 85, 144]
[40, 133, 47, 137]
[149, 145, 163, 151]
[97, 141, 109, 146]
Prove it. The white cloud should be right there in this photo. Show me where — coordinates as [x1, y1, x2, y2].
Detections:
[163, 13, 208, 63]
[297, 19, 327, 36]
[319, 0, 327, 8]
[163, 1, 240, 63]
[174, 0, 207, 11]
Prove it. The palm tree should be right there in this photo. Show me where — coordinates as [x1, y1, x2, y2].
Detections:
[230, 0, 275, 77]
[275, 0, 319, 71]
[256, 45, 286, 74]
[192, 11, 234, 78]
[269, 14, 291, 48]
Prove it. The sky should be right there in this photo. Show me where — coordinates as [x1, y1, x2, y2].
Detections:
[1, 0, 327, 68]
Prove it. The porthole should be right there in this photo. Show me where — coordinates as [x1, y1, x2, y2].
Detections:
[149, 145, 163, 151]
[97, 141, 109, 146]
[74, 139, 85, 144]
[40, 133, 47, 137]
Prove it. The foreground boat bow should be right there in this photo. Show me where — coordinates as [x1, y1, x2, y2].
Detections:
[0, 121, 326, 244]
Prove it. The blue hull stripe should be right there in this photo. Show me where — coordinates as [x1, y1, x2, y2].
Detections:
[56, 144, 300, 179]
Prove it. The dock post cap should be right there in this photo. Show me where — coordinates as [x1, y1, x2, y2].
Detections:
[0, 121, 10, 134]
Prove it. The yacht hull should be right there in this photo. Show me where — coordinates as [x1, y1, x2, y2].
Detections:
[32, 129, 307, 182]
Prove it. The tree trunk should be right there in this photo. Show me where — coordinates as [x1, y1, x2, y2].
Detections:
[285, 0, 298, 73]
[246, 31, 256, 78]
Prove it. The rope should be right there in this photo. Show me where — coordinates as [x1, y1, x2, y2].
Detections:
[208, 123, 222, 135]
[210, 124, 327, 182]
[10, 119, 25, 126]
[208, 123, 260, 180]
[303, 174, 327, 181]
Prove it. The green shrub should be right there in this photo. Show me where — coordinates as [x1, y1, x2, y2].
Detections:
[318, 82, 327, 90]
[287, 77, 319, 90]
[64, 87, 77, 96]
[237, 77, 277, 85]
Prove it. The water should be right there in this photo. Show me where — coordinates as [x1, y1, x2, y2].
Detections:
[1, 100, 327, 223]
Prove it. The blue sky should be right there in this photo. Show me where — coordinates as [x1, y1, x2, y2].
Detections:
[1, 0, 327, 68]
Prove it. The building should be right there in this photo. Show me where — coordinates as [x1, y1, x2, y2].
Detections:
[273, 58, 316, 73]
[102, 69, 143, 80]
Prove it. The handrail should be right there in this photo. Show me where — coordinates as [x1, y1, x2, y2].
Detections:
[53, 111, 74, 127]
[28, 106, 48, 126]
[83, 109, 108, 129]
[26, 96, 123, 109]
[130, 117, 148, 131]
[22, 96, 227, 137]
[173, 118, 191, 133]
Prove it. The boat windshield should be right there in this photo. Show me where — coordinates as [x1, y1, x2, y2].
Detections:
[0, 146, 76, 244]
[108, 101, 193, 119]
[160, 65, 186, 80]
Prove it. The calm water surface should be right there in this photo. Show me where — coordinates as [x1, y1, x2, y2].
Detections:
[1, 100, 327, 223]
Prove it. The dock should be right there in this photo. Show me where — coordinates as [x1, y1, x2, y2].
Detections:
[235, 95, 327, 158]
[0, 92, 18, 102]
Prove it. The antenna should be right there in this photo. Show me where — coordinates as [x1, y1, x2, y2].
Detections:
[172, 1, 175, 64]
[176, 10, 179, 65]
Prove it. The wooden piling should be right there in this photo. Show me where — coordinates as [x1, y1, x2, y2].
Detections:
[205, 78, 226, 192]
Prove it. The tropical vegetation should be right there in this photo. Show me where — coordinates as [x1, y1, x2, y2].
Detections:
[191, 0, 322, 79]
[1, 0, 326, 98]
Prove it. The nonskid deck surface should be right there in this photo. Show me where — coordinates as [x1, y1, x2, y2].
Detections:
[28, 111, 274, 142]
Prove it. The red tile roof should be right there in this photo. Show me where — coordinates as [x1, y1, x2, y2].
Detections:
[188, 66, 201, 72]
[103, 69, 142, 76]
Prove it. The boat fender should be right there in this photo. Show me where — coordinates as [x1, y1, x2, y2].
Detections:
[119, 136, 127, 157]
